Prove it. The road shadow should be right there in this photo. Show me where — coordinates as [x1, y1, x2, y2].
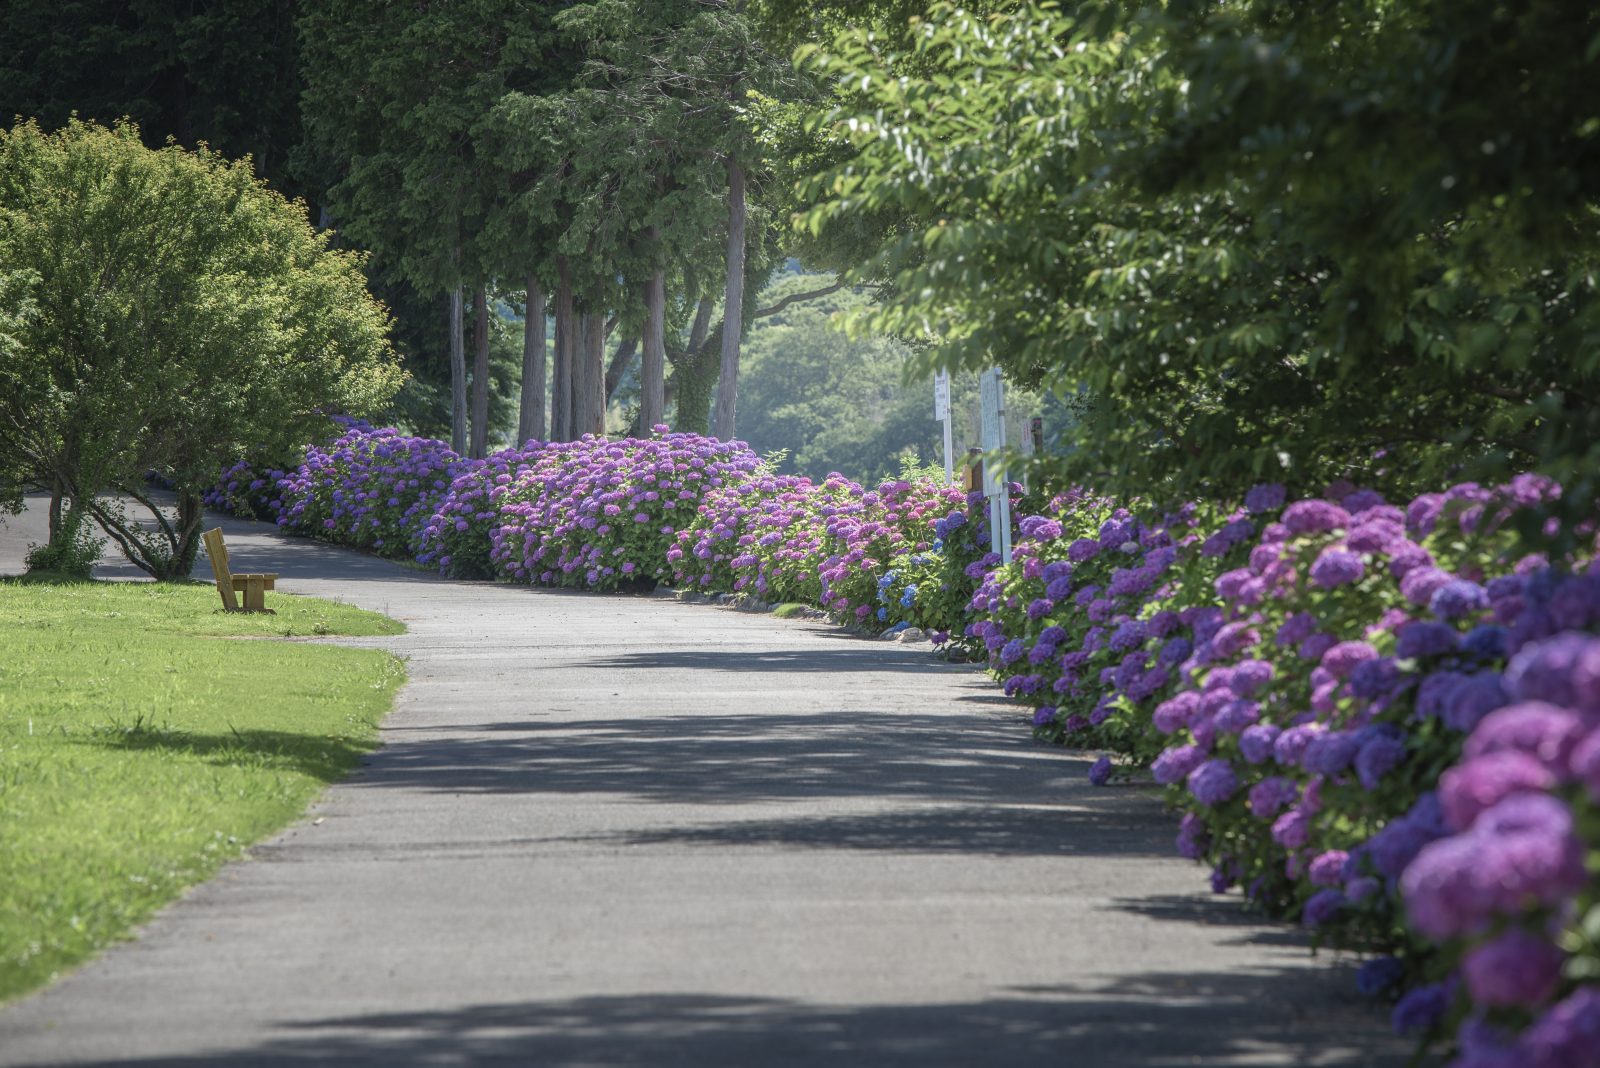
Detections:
[17, 970, 1417, 1067]
[582, 646, 981, 676]
[86, 724, 376, 783]
[582, 802, 1171, 858]
[348, 711, 1128, 808]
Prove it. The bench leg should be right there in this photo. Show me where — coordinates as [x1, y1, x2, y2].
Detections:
[244, 577, 264, 612]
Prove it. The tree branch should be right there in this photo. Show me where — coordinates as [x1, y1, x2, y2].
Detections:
[752, 280, 846, 320]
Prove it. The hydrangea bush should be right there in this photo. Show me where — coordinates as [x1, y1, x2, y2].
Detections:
[487, 429, 761, 591]
[418, 441, 548, 578]
[814, 477, 965, 625]
[875, 487, 1010, 648]
[671, 471, 863, 604]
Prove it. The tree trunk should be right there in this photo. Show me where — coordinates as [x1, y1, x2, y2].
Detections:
[552, 257, 575, 441]
[671, 322, 721, 435]
[688, 294, 714, 354]
[604, 335, 638, 402]
[470, 286, 490, 459]
[449, 286, 467, 454]
[47, 474, 64, 541]
[519, 276, 547, 444]
[172, 489, 204, 578]
[713, 154, 747, 441]
[579, 312, 607, 436]
[643, 225, 667, 432]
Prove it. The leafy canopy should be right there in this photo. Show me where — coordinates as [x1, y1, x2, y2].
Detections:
[795, 1, 1600, 506]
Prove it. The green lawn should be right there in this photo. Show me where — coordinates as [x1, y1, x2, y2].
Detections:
[0, 578, 405, 1001]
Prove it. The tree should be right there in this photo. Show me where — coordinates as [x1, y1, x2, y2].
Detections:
[796, 2, 1600, 506]
[299, 0, 557, 456]
[0, 119, 401, 578]
[0, 0, 308, 197]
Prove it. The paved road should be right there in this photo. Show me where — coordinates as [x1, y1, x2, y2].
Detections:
[0, 499, 1412, 1066]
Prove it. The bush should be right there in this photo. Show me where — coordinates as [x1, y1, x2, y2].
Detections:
[489, 430, 760, 590]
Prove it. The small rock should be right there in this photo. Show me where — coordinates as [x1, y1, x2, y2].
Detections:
[896, 627, 927, 643]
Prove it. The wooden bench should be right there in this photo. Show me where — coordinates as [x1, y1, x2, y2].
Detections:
[201, 528, 277, 613]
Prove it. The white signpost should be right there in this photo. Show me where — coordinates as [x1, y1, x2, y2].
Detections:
[978, 367, 1012, 563]
[933, 369, 953, 483]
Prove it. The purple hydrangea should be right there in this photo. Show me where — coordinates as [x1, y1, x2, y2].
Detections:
[1273, 723, 1323, 766]
[1505, 630, 1600, 712]
[1445, 672, 1511, 733]
[1431, 578, 1489, 620]
[1461, 928, 1566, 1008]
[1213, 699, 1260, 734]
[1348, 656, 1401, 700]
[1519, 987, 1600, 1068]
[1018, 515, 1063, 540]
[1244, 482, 1287, 514]
[1282, 500, 1351, 535]
[1248, 776, 1297, 819]
[1186, 759, 1240, 806]
[1402, 793, 1585, 939]
[1355, 735, 1407, 789]
[1464, 700, 1589, 774]
[1067, 538, 1101, 563]
[1400, 566, 1456, 607]
[1572, 730, 1600, 801]
[1158, 636, 1193, 665]
[1176, 811, 1210, 859]
[1439, 750, 1557, 830]
[1311, 547, 1365, 588]
[1240, 724, 1282, 765]
[1356, 956, 1404, 996]
[1272, 806, 1312, 848]
[1302, 730, 1361, 775]
[1321, 640, 1378, 679]
[1230, 659, 1275, 696]
[1301, 888, 1346, 927]
[1394, 620, 1461, 660]
[1088, 755, 1114, 786]
[1368, 794, 1449, 878]
[1212, 622, 1259, 659]
[1153, 692, 1199, 734]
[1308, 850, 1349, 887]
[1462, 624, 1509, 661]
[1152, 744, 1207, 785]
[1391, 981, 1451, 1034]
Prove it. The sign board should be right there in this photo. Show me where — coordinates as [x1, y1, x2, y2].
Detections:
[978, 367, 1013, 562]
[979, 369, 1003, 452]
[934, 370, 953, 482]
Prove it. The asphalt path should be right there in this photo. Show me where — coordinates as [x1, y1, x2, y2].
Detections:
[0, 497, 1413, 1066]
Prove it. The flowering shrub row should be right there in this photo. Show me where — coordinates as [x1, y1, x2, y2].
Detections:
[211, 423, 1598, 1064]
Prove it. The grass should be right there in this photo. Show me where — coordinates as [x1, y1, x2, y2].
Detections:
[0, 577, 406, 1001]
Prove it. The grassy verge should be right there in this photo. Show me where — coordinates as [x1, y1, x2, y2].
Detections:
[0, 577, 405, 1001]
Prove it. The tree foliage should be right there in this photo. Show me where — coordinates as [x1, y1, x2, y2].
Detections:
[797, 1, 1600, 507]
[0, 119, 401, 577]
[0, 0, 307, 196]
